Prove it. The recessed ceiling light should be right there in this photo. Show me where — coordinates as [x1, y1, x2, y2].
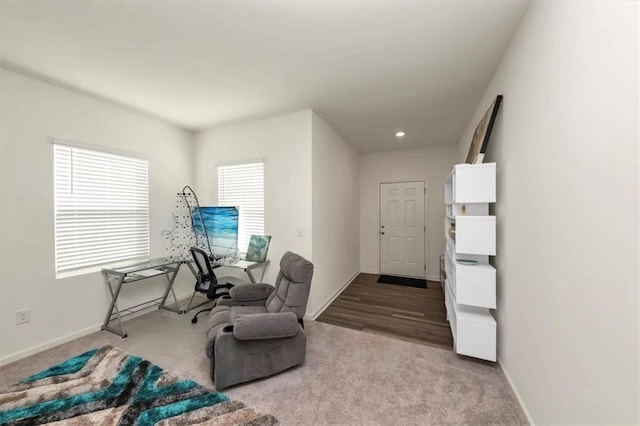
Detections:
[395, 131, 405, 138]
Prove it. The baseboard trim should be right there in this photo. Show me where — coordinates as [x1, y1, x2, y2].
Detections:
[305, 271, 359, 321]
[360, 269, 378, 275]
[0, 324, 102, 366]
[0, 291, 195, 367]
[498, 356, 534, 425]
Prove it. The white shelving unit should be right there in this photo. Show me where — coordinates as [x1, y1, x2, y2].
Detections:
[444, 163, 497, 362]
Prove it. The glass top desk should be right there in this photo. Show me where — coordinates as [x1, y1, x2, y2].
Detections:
[210, 259, 269, 283]
[102, 257, 270, 336]
[179, 257, 270, 283]
[101, 258, 187, 338]
[181, 258, 270, 313]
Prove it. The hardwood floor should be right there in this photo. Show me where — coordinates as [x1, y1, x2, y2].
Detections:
[316, 273, 453, 349]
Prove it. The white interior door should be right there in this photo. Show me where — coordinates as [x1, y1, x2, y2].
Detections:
[380, 181, 426, 278]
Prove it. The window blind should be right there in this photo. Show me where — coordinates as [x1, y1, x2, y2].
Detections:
[218, 162, 264, 253]
[54, 143, 149, 275]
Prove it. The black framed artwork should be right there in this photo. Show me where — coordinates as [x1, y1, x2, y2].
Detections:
[465, 95, 503, 164]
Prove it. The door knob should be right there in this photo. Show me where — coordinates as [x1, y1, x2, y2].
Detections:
[380, 231, 385, 235]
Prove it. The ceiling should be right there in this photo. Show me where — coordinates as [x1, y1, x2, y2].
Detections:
[0, 1, 529, 153]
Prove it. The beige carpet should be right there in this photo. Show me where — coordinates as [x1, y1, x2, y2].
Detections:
[176, 321, 527, 425]
[1, 309, 527, 425]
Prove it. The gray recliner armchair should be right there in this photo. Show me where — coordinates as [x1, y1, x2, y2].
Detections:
[205, 251, 314, 389]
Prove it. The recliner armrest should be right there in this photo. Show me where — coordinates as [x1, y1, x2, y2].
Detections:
[229, 283, 275, 301]
[232, 312, 300, 340]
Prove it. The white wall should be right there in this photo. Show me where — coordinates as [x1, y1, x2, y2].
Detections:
[310, 112, 360, 317]
[360, 146, 457, 280]
[193, 110, 313, 286]
[0, 69, 194, 363]
[456, 2, 639, 423]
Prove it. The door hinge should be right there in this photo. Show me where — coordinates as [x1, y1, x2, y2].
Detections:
[424, 265, 426, 271]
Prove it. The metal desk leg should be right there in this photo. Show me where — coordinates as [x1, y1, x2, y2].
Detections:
[258, 264, 267, 282]
[185, 262, 198, 277]
[245, 262, 267, 283]
[102, 275, 128, 338]
[183, 262, 199, 313]
[158, 265, 182, 313]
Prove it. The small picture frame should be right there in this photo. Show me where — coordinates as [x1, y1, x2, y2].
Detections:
[245, 235, 271, 262]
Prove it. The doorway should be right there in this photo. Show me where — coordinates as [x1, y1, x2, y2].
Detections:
[379, 181, 426, 278]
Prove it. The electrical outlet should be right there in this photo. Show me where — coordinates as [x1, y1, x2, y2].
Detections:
[296, 226, 304, 238]
[16, 309, 30, 325]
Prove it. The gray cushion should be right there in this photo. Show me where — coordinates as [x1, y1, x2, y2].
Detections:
[207, 305, 231, 328]
[233, 312, 300, 340]
[229, 283, 275, 301]
[206, 306, 231, 358]
[206, 306, 267, 358]
[230, 306, 267, 323]
[265, 252, 314, 317]
[280, 251, 314, 283]
[216, 297, 266, 308]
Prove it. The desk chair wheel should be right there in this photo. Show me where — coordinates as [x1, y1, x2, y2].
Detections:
[191, 306, 214, 324]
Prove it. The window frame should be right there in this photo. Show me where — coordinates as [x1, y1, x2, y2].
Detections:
[217, 160, 265, 254]
[53, 140, 150, 278]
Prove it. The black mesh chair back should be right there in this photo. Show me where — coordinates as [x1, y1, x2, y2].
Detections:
[187, 247, 233, 323]
[191, 247, 218, 296]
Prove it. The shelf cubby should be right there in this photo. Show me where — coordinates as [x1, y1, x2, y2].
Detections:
[443, 162, 497, 362]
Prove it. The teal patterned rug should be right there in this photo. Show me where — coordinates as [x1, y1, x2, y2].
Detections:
[0, 345, 277, 425]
